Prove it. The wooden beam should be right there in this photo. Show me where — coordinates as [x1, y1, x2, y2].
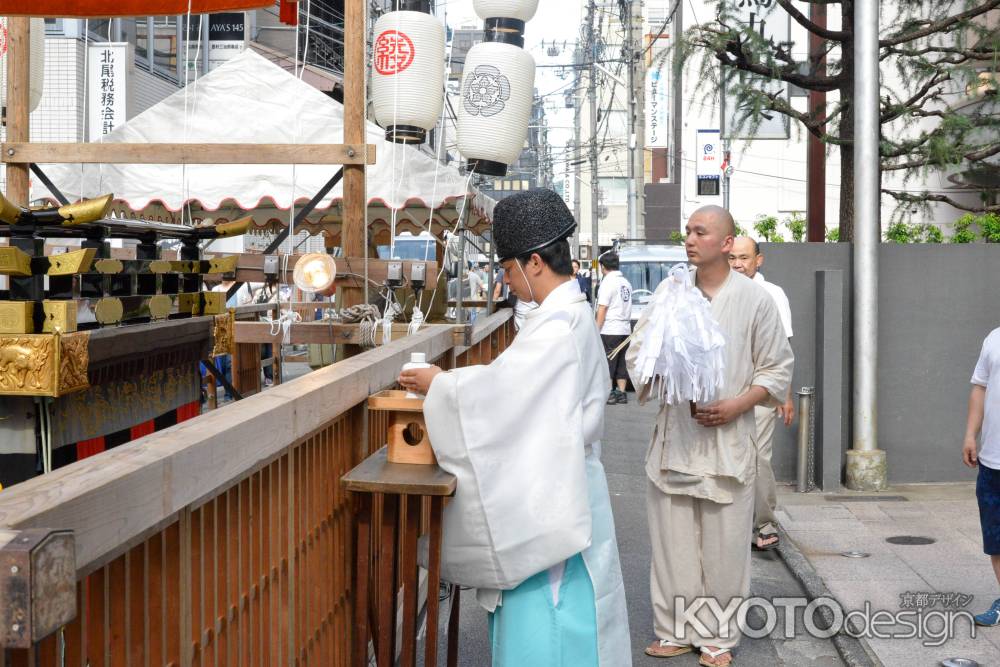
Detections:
[4, 19, 30, 205]
[342, 0, 368, 309]
[234, 321, 420, 345]
[2, 143, 377, 166]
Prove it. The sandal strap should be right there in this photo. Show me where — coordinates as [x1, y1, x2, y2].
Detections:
[700, 647, 731, 658]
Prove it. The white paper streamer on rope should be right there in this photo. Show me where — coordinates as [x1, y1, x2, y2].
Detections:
[632, 264, 727, 405]
[263, 309, 302, 347]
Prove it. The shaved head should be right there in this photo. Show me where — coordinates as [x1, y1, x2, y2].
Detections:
[690, 205, 737, 238]
[732, 236, 760, 256]
[729, 236, 764, 278]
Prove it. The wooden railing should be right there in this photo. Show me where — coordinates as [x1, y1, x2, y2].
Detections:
[0, 309, 515, 667]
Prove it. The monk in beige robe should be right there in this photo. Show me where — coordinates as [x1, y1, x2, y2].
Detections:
[627, 206, 793, 666]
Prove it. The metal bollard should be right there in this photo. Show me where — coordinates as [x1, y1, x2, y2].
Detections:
[797, 387, 815, 492]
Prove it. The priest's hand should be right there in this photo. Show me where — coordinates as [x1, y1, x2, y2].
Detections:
[695, 397, 746, 428]
[399, 365, 443, 395]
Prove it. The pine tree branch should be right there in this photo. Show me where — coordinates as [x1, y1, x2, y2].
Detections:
[883, 189, 1000, 213]
[881, 135, 934, 161]
[772, 0, 847, 42]
[880, 72, 950, 123]
[715, 38, 845, 91]
[880, 0, 1000, 48]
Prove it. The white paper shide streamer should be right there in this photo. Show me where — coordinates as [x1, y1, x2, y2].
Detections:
[371, 11, 445, 144]
[632, 265, 727, 405]
[456, 41, 535, 176]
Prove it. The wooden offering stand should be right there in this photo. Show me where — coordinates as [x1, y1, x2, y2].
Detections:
[368, 389, 437, 465]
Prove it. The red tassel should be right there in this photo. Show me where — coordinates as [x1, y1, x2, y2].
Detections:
[279, 0, 298, 26]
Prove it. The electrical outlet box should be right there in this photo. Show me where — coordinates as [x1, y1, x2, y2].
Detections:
[263, 255, 279, 277]
[387, 261, 403, 287]
[410, 262, 427, 287]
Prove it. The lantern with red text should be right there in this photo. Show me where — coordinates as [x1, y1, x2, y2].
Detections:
[371, 11, 445, 145]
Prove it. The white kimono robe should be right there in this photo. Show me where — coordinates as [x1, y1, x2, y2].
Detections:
[423, 279, 631, 666]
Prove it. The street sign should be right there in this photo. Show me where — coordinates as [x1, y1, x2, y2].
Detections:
[645, 52, 670, 148]
[696, 129, 721, 179]
[87, 43, 128, 140]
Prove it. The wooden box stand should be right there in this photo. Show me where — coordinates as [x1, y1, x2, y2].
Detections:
[368, 390, 437, 465]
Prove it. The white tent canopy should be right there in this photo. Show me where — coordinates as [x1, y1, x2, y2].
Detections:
[33, 50, 491, 239]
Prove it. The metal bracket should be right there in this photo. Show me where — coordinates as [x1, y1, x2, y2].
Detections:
[0, 528, 76, 648]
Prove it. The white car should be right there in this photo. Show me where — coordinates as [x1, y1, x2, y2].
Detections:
[617, 245, 689, 326]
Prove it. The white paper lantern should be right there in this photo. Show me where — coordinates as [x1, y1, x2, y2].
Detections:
[371, 11, 445, 144]
[473, 0, 539, 22]
[456, 41, 535, 177]
[0, 18, 46, 113]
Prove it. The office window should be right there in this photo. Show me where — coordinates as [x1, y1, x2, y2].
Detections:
[599, 177, 628, 205]
[150, 16, 178, 81]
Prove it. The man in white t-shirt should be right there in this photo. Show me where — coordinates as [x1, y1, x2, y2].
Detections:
[596, 252, 633, 405]
[964, 327, 1000, 626]
[729, 237, 795, 550]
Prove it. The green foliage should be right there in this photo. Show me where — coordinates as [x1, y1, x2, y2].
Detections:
[885, 221, 916, 244]
[884, 221, 946, 244]
[784, 212, 807, 243]
[980, 213, 1000, 243]
[951, 213, 979, 243]
[753, 214, 783, 242]
[825, 228, 840, 243]
[668, 230, 685, 244]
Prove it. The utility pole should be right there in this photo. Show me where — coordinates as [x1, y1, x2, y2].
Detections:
[572, 43, 583, 253]
[671, 0, 683, 194]
[626, 0, 645, 241]
[588, 0, 600, 302]
[848, 0, 886, 490]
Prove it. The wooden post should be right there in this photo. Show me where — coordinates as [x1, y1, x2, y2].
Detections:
[342, 0, 368, 308]
[5, 18, 30, 207]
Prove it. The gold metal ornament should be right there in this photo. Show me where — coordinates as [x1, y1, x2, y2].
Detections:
[0, 247, 32, 277]
[211, 311, 235, 358]
[41, 301, 77, 334]
[0, 302, 34, 334]
[207, 255, 239, 275]
[94, 298, 124, 325]
[46, 248, 97, 276]
[213, 216, 252, 238]
[148, 295, 173, 320]
[0, 193, 23, 225]
[0, 332, 90, 397]
[94, 258, 124, 274]
[55, 193, 113, 226]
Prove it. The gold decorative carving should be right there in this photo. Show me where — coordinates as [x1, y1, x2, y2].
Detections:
[212, 311, 235, 357]
[57, 332, 90, 396]
[214, 216, 252, 238]
[0, 192, 22, 225]
[0, 247, 32, 277]
[94, 298, 124, 325]
[56, 193, 113, 225]
[47, 248, 97, 276]
[0, 332, 90, 397]
[42, 301, 77, 333]
[94, 259, 124, 275]
[207, 255, 239, 275]
[0, 302, 34, 334]
[202, 292, 226, 315]
[148, 295, 173, 320]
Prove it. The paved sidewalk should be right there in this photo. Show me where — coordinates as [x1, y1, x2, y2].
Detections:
[778, 483, 999, 666]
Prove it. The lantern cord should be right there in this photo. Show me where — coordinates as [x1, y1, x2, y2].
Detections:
[422, 8, 457, 250]
[80, 20, 89, 199]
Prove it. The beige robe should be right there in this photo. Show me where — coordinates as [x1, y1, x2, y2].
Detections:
[627, 268, 793, 648]
[627, 269, 794, 504]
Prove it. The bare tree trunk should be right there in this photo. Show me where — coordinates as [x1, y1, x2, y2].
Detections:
[837, 0, 855, 242]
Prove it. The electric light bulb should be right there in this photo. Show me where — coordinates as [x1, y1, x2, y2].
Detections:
[293, 253, 337, 293]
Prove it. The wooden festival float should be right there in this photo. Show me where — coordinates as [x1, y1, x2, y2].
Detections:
[0, 0, 534, 664]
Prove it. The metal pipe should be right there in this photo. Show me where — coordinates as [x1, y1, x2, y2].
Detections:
[852, 0, 880, 455]
[587, 0, 600, 304]
[797, 387, 814, 492]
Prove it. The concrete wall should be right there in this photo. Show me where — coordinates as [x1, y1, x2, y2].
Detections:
[759, 243, 1000, 486]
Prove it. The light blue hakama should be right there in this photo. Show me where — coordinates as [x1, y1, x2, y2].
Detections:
[488, 554, 599, 667]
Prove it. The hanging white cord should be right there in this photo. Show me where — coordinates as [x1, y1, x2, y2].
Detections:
[80, 20, 90, 198]
[263, 307, 302, 346]
[181, 4, 202, 228]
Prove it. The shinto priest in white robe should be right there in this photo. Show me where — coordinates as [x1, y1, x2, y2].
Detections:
[423, 278, 631, 666]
